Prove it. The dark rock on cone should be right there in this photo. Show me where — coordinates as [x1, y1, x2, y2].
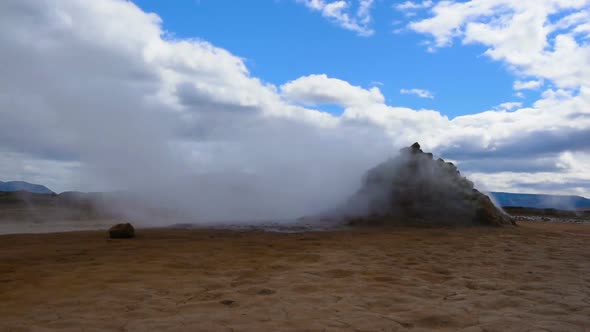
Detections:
[109, 222, 135, 239]
[344, 143, 514, 226]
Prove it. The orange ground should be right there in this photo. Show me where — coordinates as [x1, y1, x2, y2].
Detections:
[1, 221, 589, 331]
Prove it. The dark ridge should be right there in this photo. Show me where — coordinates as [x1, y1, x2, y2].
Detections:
[0, 181, 54, 194]
[490, 192, 590, 210]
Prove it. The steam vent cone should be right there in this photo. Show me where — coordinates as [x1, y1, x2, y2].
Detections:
[346, 143, 515, 226]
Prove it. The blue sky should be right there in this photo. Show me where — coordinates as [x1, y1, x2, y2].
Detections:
[133, 0, 535, 118]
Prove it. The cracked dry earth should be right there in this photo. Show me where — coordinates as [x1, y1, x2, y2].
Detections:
[1, 221, 589, 331]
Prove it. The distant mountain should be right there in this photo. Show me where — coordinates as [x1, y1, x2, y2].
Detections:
[490, 192, 590, 210]
[2, 180, 588, 211]
[0, 181, 54, 194]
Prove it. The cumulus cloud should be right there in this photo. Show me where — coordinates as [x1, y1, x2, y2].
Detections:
[295, 0, 375, 36]
[408, 0, 590, 89]
[0, 0, 398, 224]
[400, 88, 434, 99]
[394, 1, 433, 11]
[398, 0, 590, 195]
[514, 79, 544, 91]
[281, 74, 385, 107]
[1, 0, 589, 228]
[494, 102, 522, 111]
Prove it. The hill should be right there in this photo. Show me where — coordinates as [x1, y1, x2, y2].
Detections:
[490, 192, 590, 210]
[0, 181, 54, 194]
[342, 143, 514, 226]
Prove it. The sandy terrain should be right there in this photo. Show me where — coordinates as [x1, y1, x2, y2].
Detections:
[1, 222, 589, 331]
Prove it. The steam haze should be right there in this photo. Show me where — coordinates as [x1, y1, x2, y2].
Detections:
[84, 115, 395, 222]
[0, 0, 400, 223]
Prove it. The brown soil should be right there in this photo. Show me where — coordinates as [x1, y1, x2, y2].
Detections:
[1, 222, 589, 331]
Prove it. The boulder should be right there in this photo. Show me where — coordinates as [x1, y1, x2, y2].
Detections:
[343, 143, 514, 226]
[108, 222, 135, 239]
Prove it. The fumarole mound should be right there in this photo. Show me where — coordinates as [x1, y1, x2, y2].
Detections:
[344, 143, 515, 226]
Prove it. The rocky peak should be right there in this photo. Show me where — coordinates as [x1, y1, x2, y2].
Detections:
[344, 143, 514, 226]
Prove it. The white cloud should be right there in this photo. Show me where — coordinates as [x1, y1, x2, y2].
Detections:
[281, 74, 384, 107]
[357, 0, 374, 25]
[0, 0, 589, 228]
[408, 0, 590, 89]
[468, 167, 590, 197]
[295, 0, 375, 36]
[514, 79, 544, 91]
[0, 0, 394, 223]
[400, 88, 434, 99]
[395, 1, 433, 11]
[0, 151, 82, 193]
[399, 1, 590, 197]
[514, 91, 526, 99]
[494, 102, 522, 111]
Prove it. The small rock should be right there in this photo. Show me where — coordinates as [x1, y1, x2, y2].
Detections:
[108, 222, 135, 239]
[220, 300, 236, 306]
[257, 288, 276, 295]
